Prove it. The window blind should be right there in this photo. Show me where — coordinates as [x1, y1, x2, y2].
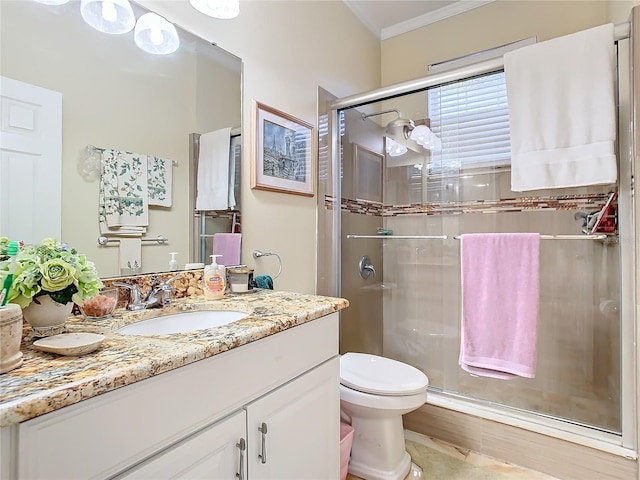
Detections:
[428, 71, 510, 172]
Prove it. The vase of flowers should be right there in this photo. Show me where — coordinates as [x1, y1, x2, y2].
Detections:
[0, 238, 103, 337]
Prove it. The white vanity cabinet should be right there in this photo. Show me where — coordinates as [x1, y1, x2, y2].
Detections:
[246, 358, 339, 480]
[118, 410, 247, 479]
[2, 313, 339, 480]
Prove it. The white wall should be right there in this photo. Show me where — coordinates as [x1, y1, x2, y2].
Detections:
[139, 0, 381, 293]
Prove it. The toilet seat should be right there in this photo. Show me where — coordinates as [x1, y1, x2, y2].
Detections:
[340, 353, 428, 395]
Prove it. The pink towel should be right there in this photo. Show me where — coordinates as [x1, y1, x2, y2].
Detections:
[459, 233, 540, 379]
[213, 233, 242, 266]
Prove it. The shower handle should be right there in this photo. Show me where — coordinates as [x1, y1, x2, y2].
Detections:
[359, 256, 376, 279]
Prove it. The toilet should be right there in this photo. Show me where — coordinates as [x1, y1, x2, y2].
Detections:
[340, 353, 429, 480]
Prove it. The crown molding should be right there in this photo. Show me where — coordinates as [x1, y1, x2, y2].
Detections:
[343, 0, 382, 39]
[381, 0, 497, 40]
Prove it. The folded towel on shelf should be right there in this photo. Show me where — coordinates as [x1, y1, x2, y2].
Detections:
[147, 155, 173, 207]
[212, 233, 242, 266]
[459, 233, 541, 379]
[99, 149, 149, 229]
[504, 24, 617, 191]
[118, 237, 142, 275]
[196, 128, 232, 211]
[253, 275, 273, 290]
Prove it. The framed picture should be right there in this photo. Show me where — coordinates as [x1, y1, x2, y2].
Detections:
[252, 101, 315, 196]
[353, 143, 383, 203]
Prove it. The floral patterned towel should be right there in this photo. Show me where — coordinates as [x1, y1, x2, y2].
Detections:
[99, 149, 149, 229]
[147, 155, 173, 207]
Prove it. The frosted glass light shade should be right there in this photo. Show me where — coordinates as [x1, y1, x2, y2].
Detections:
[385, 138, 408, 157]
[80, 0, 135, 34]
[189, 0, 240, 19]
[33, 0, 70, 5]
[410, 124, 442, 151]
[134, 13, 180, 55]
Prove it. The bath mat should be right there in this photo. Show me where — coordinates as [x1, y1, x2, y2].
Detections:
[405, 440, 512, 480]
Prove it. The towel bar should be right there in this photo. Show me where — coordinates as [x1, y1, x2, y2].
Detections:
[452, 234, 609, 240]
[87, 145, 178, 166]
[97, 235, 169, 246]
[346, 235, 448, 240]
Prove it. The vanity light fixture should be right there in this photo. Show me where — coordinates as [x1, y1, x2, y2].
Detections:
[134, 12, 180, 55]
[363, 109, 440, 157]
[80, 0, 135, 35]
[189, 0, 240, 19]
[33, 0, 71, 5]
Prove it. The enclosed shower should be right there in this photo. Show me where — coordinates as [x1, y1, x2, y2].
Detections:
[317, 20, 636, 455]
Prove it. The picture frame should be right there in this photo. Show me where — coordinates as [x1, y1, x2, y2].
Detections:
[353, 143, 383, 203]
[252, 101, 315, 196]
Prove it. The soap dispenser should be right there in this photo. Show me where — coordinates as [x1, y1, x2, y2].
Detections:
[203, 254, 226, 300]
[168, 252, 179, 271]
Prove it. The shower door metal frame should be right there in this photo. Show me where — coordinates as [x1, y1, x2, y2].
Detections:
[328, 20, 637, 456]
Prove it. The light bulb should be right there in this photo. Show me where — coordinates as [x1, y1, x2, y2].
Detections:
[80, 0, 135, 34]
[134, 12, 180, 55]
[150, 27, 163, 46]
[102, 0, 117, 22]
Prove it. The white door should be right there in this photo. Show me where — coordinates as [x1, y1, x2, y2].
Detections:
[116, 410, 247, 479]
[0, 76, 62, 244]
[246, 358, 340, 480]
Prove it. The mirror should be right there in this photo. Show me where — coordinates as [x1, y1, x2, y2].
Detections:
[0, 0, 242, 277]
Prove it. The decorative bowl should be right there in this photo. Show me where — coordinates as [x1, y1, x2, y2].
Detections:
[80, 288, 118, 320]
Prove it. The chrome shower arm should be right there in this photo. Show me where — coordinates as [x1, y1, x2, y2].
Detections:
[361, 109, 401, 121]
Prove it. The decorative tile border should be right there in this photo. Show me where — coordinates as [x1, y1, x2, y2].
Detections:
[326, 193, 611, 217]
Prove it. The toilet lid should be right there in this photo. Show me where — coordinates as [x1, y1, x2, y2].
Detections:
[340, 353, 428, 396]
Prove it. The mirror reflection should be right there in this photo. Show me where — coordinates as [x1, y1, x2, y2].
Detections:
[0, 0, 242, 277]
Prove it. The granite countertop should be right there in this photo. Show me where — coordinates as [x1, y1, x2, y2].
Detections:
[0, 290, 348, 427]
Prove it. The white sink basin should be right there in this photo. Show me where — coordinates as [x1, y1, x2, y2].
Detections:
[116, 310, 248, 335]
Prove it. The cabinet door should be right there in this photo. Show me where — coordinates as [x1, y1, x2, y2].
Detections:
[118, 410, 247, 480]
[246, 357, 340, 480]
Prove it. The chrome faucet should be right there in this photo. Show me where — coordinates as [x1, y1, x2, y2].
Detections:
[114, 274, 181, 310]
[144, 274, 181, 308]
[113, 282, 146, 311]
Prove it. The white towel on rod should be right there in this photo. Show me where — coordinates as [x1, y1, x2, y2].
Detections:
[228, 135, 240, 209]
[118, 237, 142, 273]
[504, 23, 617, 191]
[196, 128, 232, 211]
[99, 149, 149, 228]
[147, 155, 173, 207]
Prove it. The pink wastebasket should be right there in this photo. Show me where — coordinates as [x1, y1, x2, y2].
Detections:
[340, 422, 355, 480]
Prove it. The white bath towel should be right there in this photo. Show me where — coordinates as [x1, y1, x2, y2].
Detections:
[98, 221, 146, 237]
[99, 149, 149, 228]
[196, 128, 232, 211]
[504, 24, 617, 191]
[147, 155, 173, 207]
[228, 135, 241, 209]
[118, 237, 142, 274]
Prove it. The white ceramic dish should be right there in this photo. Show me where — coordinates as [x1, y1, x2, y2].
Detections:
[33, 332, 105, 356]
